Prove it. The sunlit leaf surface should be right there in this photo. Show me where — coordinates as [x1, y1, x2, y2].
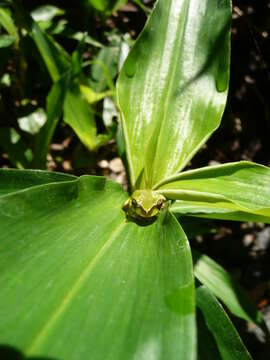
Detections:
[171, 200, 270, 224]
[0, 34, 16, 48]
[0, 169, 75, 196]
[158, 161, 270, 222]
[117, 0, 231, 189]
[0, 175, 195, 360]
[64, 81, 98, 151]
[0, 8, 18, 44]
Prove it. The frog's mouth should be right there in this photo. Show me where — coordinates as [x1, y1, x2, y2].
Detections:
[137, 206, 158, 218]
[129, 202, 166, 223]
[128, 210, 159, 226]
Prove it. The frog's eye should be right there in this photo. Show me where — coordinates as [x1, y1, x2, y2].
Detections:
[132, 198, 137, 207]
[156, 199, 164, 210]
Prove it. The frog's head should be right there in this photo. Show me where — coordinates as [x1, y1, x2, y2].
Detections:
[123, 190, 166, 221]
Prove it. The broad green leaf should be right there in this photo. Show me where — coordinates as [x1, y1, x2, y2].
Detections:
[0, 8, 18, 44]
[193, 250, 268, 333]
[0, 34, 16, 48]
[18, 108, 47, 135]
[117, 0, 231, 189]
[196, 286, 252, 360]
[34, 75, 69, 168]
[158, 162, 270, 222]
[0, 175, 195, 360]
[171, 200, 270, 224]
[12, 0, 70, 81]
[63, 81, 98, 151]
[0, 168, 75, 196]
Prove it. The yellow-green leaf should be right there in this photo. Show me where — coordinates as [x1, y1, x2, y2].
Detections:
[117, 0, 231, 189]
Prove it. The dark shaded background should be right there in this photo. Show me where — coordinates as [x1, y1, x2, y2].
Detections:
[190, 1, 270, 358]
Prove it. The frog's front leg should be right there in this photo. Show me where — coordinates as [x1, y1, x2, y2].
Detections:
[122, 199, 129, 212]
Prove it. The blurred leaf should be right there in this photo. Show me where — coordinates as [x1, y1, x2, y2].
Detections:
[9, 127, 20, 143]
[0, 34, 16, 47]
[63, 81, 97, 151]
[12, 2, 109, 164]
[133, 0, 151, 14]
[103, 96, 118, 127]
[18, 108, 47, 135]
[0, 168, 75, 196]
[31, 5, 65, 31]
[0, 128, 31, 169]
[158, 162, 270, 223]
[0, 73, 11, 87]
[12, 0, 70, 81]
[58, 28, 103, 48]
[87, 0, 108, 11]
[34, 75, 69, 169]
[71, 40, 84, 76]
[0, 7, 18, 44]
[31, 5, 65, 23]
[116, 122, 126, 158]
[117, 0, 231, 189]
[196, 286, 252, 360]
[12, 2, 112, 164]
[49, 18, 67, 35]
[118, 33, 131, 72]
[28, 24, 70, 82]
[90, 45, 119, 92]
[0, 175, 195, 360]
[80, 84, 113, 104]
[193, 249, 268, 333]
[87, 0, 127, 13]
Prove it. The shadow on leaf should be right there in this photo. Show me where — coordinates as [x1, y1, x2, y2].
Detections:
[0, 345, 60, 360]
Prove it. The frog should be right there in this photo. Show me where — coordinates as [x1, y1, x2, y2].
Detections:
[123, 190, 166, 222]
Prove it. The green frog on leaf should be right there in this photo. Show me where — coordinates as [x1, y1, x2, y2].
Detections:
[123, 190, 166, 223]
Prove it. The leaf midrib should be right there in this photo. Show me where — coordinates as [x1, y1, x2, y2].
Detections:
[25, 219, 126, 355]
[150, 0, 191, 188]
